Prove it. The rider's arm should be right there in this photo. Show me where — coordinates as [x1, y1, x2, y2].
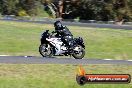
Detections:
[58, 26, 67, 33]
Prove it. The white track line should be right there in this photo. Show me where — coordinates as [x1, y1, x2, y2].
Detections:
[126, 60, 132, 62]
[0, 55, 10, 56]
[103, 59, 113, 60]
[24, 56, 28, 57]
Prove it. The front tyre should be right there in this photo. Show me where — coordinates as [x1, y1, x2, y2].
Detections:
[72, 45, 85, 59]
[39, 44, 53, 57]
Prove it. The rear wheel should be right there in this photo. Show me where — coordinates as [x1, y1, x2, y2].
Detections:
[39, 44, 53, 57]
[72, 45, 85, 59]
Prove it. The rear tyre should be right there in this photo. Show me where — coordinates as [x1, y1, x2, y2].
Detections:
[39, 44, 53, 57]
[72, 45, 85, 59]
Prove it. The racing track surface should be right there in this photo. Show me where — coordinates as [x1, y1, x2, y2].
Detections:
[0, 19, 132, 30]
[0, 56, 132, 65]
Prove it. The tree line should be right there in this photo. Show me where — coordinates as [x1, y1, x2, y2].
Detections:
[0, 0, 132, 22]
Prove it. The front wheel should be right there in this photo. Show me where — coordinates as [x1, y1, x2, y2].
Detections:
[72, 45, 85, 59]
[39, 44, 53, 57]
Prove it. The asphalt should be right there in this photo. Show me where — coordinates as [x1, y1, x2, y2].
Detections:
[0, 19, 132, 30]
[0, 56, 132, 65]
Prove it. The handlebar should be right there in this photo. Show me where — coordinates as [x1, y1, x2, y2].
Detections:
[48, 31, 56, 38]
[51, 31, 56, 34]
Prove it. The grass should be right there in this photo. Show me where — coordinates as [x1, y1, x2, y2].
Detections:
[0, 20, 132, 59]
[0, 64, 131, 88]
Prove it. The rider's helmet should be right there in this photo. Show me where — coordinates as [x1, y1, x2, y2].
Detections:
[54, 21, 63, 30]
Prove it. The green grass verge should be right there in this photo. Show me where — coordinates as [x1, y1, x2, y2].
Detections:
[0, 20, 132, 59]
[0, 64, 131, 88]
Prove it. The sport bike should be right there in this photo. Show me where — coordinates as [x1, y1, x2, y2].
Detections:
[39, 30, 85, 59]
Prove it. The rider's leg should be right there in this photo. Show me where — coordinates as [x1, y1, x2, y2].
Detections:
[64, 36, 73, 49]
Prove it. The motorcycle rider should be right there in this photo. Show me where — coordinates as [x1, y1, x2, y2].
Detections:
[53, 20, 73, 50]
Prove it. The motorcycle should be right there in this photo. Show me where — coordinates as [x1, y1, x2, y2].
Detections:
[39, 30, 85, 59]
